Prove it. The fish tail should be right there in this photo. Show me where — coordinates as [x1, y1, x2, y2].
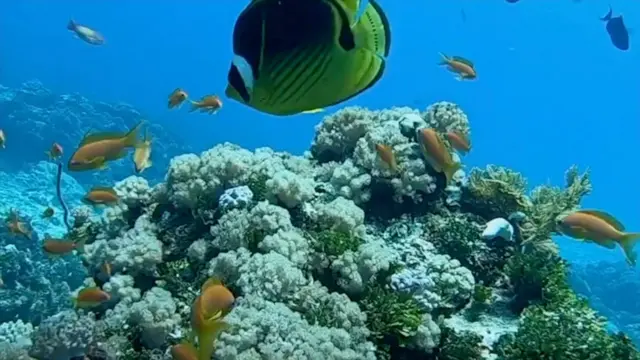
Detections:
[44, 150, 52, 160]
[620, 232, 640, 266]
[444, 161, 462, 185]
[67, 19, 77, 31]
[123, 121, 143, 148]
[600, 7, 613, 21]
[74, 236, 88, 254]
[188, 100, 199, 112]
[438, 52, 449, 65]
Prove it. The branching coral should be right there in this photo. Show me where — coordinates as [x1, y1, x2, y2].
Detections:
[462, 165, 530, 220]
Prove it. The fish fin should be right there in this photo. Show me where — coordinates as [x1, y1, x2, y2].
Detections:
[67, 20, 77, 31]
[79, 131, 130, 146]
[188, 100, 200, 112]
[444, 161, 462, 185]
[301, 108, 324, 114]
[596, 239, 617, 249]
[123, 121, 143, 148]
[201, 277, 223, 292]
[353, 0, 391, 57]
[578, 209, 625, 231]
[620, 232, 640, 266]
[600, 6, 613, 21]
[438, 52, 450, 65]
[87, 156, 106, 168]
[145, 160, 153, 169]
[74, 236, 87, 254]
[44, 151, 52, 160]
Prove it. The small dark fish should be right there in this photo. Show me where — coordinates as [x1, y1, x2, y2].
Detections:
[601, 7, 629, 51]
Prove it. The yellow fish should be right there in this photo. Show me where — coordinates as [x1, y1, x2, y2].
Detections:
[133, 130, 152, 173]
[225, 0, 391, 116]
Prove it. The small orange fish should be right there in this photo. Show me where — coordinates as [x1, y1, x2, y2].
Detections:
[168, 88, 189, 109]
[73, 287, 111, 308]
[557, 209, 640, 266]
[439, 53, 477, 81]
[375, 143, 399, 172]
[417, 128, 462, 185]
[42, 236, 85, 256]
[170, 342, 198, 360]
[46, 142, 64, 161]
[445, 131, 472, 155]
[189, 95, 223, 114]
[191, 277, 234, 360]
[133, 130, 152, 173]
[41, 207, 55, 219]
[101, 262, 112, 277]
[0, 129, 5, 148]
[6, 213, 31, 239]
[68, 121, 142, 171]
[83, 186, 119, 205]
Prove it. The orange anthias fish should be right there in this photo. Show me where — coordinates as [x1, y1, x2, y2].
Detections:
[189, 95, 223, 115]
[417, 128, 462, 185]
[375, 143, 399, 172]
[439, 53, 477, 81]
[171, 342, 198, 360]
[0, 129, 5, 148]
[83, 186, 119, 205]
[73, 287, 111, 308]
[68, 121, 142, 171]
[6, 212, 31, 239]
[557, 209, 640, 266]
[191, 277, 235, 360]
[168, 88, 189, 109]
[445, 130, 472, 155]
[42, 235, 85, 256]
[46, 142, 64, 161]
[133, 130, 152, 173]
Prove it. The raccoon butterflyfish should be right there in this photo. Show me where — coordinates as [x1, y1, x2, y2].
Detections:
[225, 0, 391, 116]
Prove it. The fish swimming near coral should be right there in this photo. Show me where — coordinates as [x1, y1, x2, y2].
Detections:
[68, 121, 142, 171]
[224, 0, 391, 116]
[445, 130, 471, 155]
[189, 95, 223, 115]
[45, 142, 64, 161]
[67, 19, 105, 45]
[5, 212, 31, 240]
[133, 130, 152, 173]
[42, 235, 85, 256]
[83, 186, 119, 205]
[168, 88, 189, 109]
[73, 287, 111, 308]
[439, 53, 476, 81]
[375, 143, 398, 172]
[600, 7, 630, 51]
[556, 209, 640, 265]
[416, 128, 462, 185]
[190, 277, 234, 360]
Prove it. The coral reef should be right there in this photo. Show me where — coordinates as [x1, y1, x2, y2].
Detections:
[1, 102, 637, 360]
[0, 80, 191, 186]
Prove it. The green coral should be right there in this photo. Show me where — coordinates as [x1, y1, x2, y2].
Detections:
[247, 172, 269, 202]
[495, 296, 640, 360]
[435, 326, 485, 360]
[463, 165, 530, 219]
[504, 248, 568, 313]
[310, 229, 364, 257]
[519, 166, 591, 254]
[425, 213, 514, 286]
[360, 284, 425, 359]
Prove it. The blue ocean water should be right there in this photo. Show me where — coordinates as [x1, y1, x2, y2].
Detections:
[1, 0, 640, 358]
